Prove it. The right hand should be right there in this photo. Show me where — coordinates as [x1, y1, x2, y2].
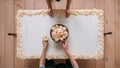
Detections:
[48, 8, 54, 17]
[62, 41, 68, 51]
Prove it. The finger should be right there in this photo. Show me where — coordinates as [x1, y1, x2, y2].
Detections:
[48, 11, 50, 15]
[66, 13, 68, 18]
[64, 41, 67, 45]
[62, 41, 65, 45]
[62, 40, 65, 43]
[42, 38, 44, 42]
[66, 13, 70, 18]
[48, 11, 52, 17]
[48, 12, 52, 16]
[50, 11, 54, 17]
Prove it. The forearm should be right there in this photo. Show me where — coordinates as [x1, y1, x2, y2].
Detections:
[39, 48, 47, 66]
[65, 50, 78, 67]
[66, 0, 72, 9]
[46, 0, 52, 9]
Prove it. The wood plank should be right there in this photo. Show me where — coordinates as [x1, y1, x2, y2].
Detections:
[96, 59, 105, 68]
[84, 59, 96, 68]
[0, 0, 2, 67]
[24, 60, 34, 67]
[15, 0, 25, 10]
[115, 0, 120, 68]
[0, 0, 5, 68]
[4, 0, 15, 68]
[96, 0, 104, 9]
[34, 0, 47, 9]
[115, 60, 120, 68]
[14, 0, 25, 68]
[76, 59, 96, 68]
[24, 67, 33, 68]
[24, 0, 34, 9]
[104, 0, 115, 68]
[33, 59, 39, 68]
[95, 0, 105, 68]
[76, 59, 85, 68]
[84, 0, 96, 9]
[115, 0, 120, 61]
[72, 0, 84, 9]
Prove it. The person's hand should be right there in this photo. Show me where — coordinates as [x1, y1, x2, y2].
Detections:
[62, 41, 68, 51]
[65, 9, 71, 18]
[42, 36, 48, 50]
[48, 8, 54, 17]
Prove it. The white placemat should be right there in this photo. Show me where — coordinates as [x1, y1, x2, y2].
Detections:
[16, 9, 104, 59]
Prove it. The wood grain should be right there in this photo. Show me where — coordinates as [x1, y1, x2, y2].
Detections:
[24, 0, 34, 9]
[115, 0, 120, 68]
[0, 0, 5, 68]
[84, 0, 96, 9]
[24, 60, 34, 67]
[34, 0, 47, 9]
[4, 0, 15, 68]
[14, 0, 24, 68]
[33, 59, 39, 68]
[104, 0, 115, 68]
[115, 60, 120, 68]
[72, 0, 84, 9]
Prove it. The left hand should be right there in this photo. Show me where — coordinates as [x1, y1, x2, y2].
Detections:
[42, 37, 48, 50]
[65, 9, 71, 18]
